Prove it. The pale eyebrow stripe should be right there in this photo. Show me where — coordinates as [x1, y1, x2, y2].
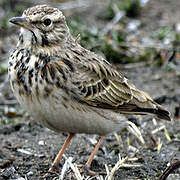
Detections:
[31, 20, 64, 24]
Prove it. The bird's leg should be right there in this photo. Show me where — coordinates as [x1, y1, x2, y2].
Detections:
[49, 133, 75, 172]
[84, 136, 104, 175]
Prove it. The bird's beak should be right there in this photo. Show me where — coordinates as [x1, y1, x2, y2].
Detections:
[9, 17, 28, 27]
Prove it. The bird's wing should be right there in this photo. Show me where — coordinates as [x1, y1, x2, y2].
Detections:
[70, 58, 171, 121]
[72, 59, 154, 108]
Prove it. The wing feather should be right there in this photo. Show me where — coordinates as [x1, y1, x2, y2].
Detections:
[72, 61, 135, 107]
[68, 57, 171, 121]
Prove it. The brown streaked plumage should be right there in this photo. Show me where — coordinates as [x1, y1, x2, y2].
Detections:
[8, 4, 171, 173]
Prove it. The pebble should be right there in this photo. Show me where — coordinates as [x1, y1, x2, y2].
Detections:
[38, 140, 45, 145]
[27, 171, 34, 176]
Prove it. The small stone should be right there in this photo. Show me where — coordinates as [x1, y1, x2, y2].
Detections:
[27, 171, 33, 176]
[175, 23, 180, 32]
[127, 20, 141, 32]
[38, 140, 45, 146]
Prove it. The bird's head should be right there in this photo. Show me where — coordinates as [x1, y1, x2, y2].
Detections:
[9, 4, 72, 49]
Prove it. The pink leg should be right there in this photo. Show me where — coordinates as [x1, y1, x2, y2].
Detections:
[85, 136, 104, 167]
[49, 133, 74, 172]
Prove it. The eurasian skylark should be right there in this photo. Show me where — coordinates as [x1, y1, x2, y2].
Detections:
[9, 4, 171, 172]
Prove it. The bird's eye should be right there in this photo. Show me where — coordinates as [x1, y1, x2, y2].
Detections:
[43, 19, 51, 26]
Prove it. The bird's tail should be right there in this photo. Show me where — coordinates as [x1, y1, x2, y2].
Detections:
[133, 106, 172, 121]
[116, 104, 172, 121]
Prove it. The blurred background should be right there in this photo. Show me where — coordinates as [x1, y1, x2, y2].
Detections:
[0, 0, 180, 179]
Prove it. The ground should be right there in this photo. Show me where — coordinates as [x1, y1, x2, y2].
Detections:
[0, 0, 179, 180]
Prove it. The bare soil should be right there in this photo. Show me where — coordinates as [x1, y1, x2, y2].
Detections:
[0, 0, 180, 179]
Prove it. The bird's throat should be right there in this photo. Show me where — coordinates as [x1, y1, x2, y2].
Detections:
[18, 28, 33, 48]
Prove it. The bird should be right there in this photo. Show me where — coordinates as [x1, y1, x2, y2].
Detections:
[8, 4, 171, 173]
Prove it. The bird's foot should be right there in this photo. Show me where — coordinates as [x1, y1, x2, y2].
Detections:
[82, 164, 98, 176]
[82, 164, 106, 176]
[48, 164, 57, 172]
[43, 170, 58, 179]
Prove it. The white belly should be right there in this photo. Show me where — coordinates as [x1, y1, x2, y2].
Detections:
[14, 85, 127, 135]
